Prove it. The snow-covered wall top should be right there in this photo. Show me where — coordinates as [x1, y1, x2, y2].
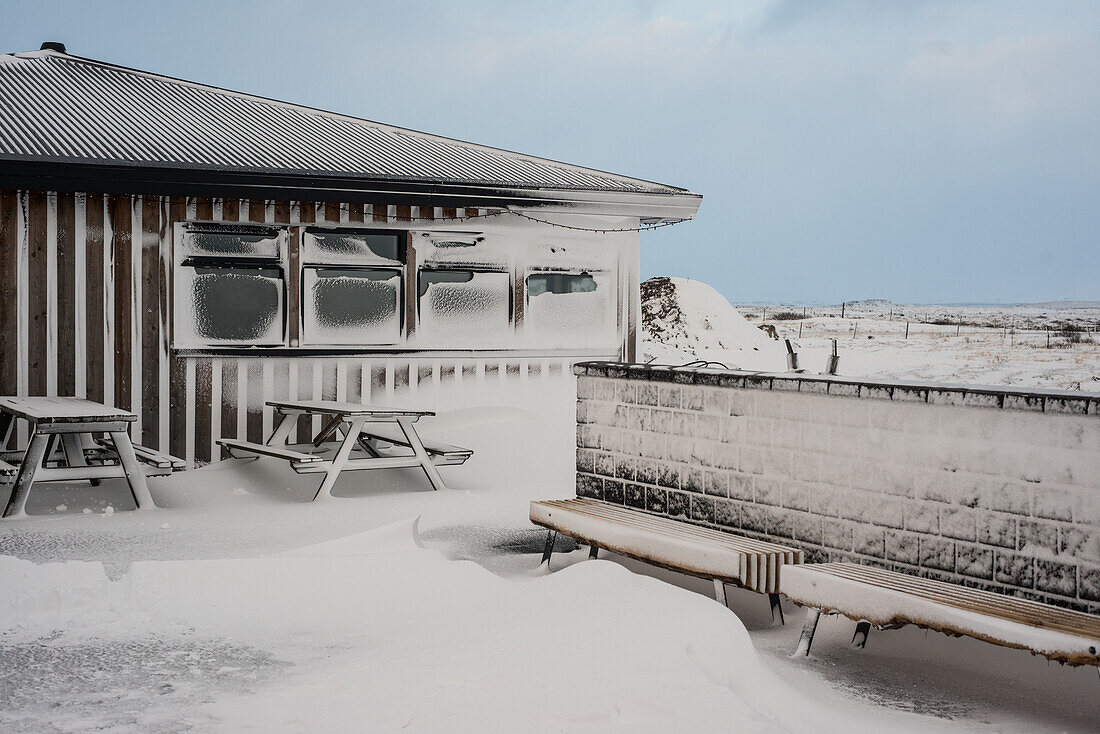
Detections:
[576, 362, 1100, 416]
[574, 361, 1100, 614]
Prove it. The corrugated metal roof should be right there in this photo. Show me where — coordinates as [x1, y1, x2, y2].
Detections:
[0, 49, 693, 198]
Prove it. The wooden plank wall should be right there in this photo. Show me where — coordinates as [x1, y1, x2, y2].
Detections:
[0, 193, 591, 465]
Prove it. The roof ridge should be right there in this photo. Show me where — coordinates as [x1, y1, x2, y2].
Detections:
[9, 49, 686, 194]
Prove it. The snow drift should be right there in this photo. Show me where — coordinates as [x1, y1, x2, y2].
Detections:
[641, 277, 787, 371]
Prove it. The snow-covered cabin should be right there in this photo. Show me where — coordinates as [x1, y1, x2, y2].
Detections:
[0, 44, 700, 464]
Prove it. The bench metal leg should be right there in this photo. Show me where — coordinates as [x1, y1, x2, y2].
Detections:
[110, 431, 155, 510]
[397, 416, 447, 491]
[794, 608, 821, 657]
[852, 621, 871, 649]
[769, 593, 786, 626]
[713, 579, 728, 607]
[588, 544, 599, 560]
[3, 430, 49, 518]
[541, 530, 557, 566]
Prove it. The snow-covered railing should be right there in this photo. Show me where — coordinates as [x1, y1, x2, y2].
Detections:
[573, 361, 1100, 615]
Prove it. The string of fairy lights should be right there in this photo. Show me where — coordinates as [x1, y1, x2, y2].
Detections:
[14, 192, 688, 233]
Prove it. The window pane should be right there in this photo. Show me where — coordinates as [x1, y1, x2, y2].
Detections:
[303, 230, 403, 265]
[525, 271, 616, 349]
[418, 270, 510, 347]
[526, 272, 598, 297]
[302, 267, 402, 345]
[181, 225, 283, 259]
[182, 266, 285, 345]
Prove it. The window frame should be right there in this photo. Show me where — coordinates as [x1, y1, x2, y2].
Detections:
[172, 221, 290, 349]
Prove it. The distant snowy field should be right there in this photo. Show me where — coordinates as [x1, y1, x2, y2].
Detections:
[643, 279, 1100, 392]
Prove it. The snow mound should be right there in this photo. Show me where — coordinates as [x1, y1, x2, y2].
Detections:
[641, 277, 787, 371]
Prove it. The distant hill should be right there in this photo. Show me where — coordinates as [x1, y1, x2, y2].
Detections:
[1021, 301, 1100, 310]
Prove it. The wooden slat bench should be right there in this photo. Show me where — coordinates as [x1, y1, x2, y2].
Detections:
[531, 498, 803, 621]
[782, 563, 1100, 666]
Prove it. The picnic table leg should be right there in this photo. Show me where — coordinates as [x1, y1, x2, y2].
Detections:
[0, 413, 14, 451]
[3, 429, 49, 517]
[60, 433, 98, 486]
[109, 431, 156, 510]
[312, 416, 344, 447]
[312, 416, 367, 501]
[267, 411, 299, 446]
[396, 416, 447, 491]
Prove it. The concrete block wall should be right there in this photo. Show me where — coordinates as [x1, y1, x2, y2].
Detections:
[575, 362, 1100, 614]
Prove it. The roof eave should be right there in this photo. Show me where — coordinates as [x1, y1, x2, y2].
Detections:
[0, 158, 702, 221]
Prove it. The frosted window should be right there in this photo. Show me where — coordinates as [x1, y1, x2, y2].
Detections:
[180, 266, 284, 345]
[525, 271, 616, 348]
[181, 226, 282, 259]
[527, 272, 598, 297]
[303, 229, 403, 265]
[302, 267, 401, 345]
[418, 270, 510, 346]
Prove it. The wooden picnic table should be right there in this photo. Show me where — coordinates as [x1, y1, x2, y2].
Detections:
[218, 399, 468, 501]
[0, 397, 161, 518]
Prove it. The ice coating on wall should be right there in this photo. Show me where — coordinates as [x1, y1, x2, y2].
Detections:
[525, 271, 616, 349]
[302, 268, 401, 345]
[172, 212, 636, 354]
[303, 230, 403, 266]
[182, 227, 283, 259]
[180, 267, 285, 346]
[417, 270, 511, 347]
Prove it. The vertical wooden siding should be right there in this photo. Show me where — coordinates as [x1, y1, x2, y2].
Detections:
[0, 192, 617, 467]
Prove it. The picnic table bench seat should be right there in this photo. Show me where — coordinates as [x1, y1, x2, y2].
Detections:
[782, 562, 1100, 666]
[217, 439, 325, 465]
[531, 498, 803, 621]
[94, 436, 186, 474]
[358, 424, 473, 465]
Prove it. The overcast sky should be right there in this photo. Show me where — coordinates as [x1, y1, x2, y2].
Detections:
[3, 0, 1098, 304]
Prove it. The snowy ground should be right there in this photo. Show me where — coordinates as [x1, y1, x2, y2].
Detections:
[787, 317, 1100, 392]
[2, 384, 1098, 733]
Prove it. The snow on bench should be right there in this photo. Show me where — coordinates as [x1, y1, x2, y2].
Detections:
[0, 458, 16, 481]
[531, 498, 803, 620]
[783, 563, 1100, 666]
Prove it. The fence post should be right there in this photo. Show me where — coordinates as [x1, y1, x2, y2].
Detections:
[905, 322, 909, 340]
[826, 339, 839, 375]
